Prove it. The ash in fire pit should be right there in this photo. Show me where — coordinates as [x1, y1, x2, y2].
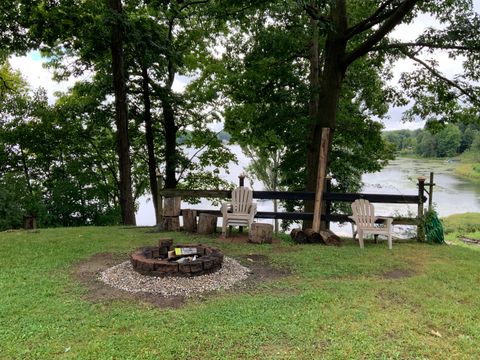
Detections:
[130, 239, 224, 277]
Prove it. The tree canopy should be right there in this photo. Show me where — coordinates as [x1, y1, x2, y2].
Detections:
[1, 0, 480, 230]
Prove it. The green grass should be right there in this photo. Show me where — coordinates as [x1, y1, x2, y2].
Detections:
[442, 212, 480, 243]
[1, 225, 480, 359]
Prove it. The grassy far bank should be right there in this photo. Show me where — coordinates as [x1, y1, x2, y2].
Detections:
[1, 221, 480, 359]
[454, 152, 480, 182]
[394, 152, 480, 183]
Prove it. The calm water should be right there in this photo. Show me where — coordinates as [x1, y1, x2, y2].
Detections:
[363, 158, 480, 217]
[136, 152, 480, 235]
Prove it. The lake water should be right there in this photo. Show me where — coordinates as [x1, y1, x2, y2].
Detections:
[136, 150, 480, 236]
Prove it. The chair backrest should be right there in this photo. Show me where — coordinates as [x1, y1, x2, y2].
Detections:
[232, 187, 253, 213]
[351, 199, 376, 227]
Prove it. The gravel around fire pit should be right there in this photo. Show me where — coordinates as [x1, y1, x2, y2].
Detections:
[99, 257, 250, 297]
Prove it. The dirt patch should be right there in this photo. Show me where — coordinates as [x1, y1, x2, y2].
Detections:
[236, 254, 290, 290]
[381, 268, 416, 279]
[71, 251, 288, 308]
[72, 252, 185, 308]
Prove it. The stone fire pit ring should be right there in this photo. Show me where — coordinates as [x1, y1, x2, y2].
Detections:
[130, 239, 224, 277]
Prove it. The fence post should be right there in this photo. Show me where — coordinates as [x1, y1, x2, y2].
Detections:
[324, 176, 332, 230]
[417, 176, 426, 242]
[428, 172, 434, 212]
[239, 173, 245, 187]
[155, 171, 164, 231]
[238, 173, 245, 233]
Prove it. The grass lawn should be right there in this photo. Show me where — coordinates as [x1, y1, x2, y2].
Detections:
[1, 221, 480, 359]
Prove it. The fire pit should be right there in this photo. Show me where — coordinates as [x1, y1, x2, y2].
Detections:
[130, 239, 224, 277]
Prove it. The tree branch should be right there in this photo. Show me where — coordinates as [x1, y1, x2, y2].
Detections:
[402, 50, 479, 105]
[371, 41, 480, 53]
[345, 0, 397, 39]
[176, 128, 224, 182]
[343, 0, 419, 67]
[179, 0, 210, 12]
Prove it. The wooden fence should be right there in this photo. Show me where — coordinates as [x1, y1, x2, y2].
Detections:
[158, 174, 432, 229]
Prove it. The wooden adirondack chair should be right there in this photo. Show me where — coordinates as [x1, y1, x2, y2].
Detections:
[349, 199, 393, 249]
[221, 187, 257, 236]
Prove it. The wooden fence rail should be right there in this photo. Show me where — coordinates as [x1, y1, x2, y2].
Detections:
[178, 209, 417, 225]
[159, 189, 425, 204]
[159, 188, 428, 226]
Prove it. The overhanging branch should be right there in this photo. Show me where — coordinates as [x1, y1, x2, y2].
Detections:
[372, 41, 480, 53]
[402, 50, 479, 105]
[343, 0, 419, 66]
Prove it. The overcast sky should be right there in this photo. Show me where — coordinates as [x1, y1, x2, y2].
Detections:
[9, 2, 480, 132]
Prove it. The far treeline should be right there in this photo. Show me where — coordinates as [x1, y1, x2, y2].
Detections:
[384, 121, 480, 158]
[1, 1, 480, 231]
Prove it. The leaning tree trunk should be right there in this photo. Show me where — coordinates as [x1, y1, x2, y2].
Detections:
[141, 63, 160, 224]
[109, 0, 136, 225]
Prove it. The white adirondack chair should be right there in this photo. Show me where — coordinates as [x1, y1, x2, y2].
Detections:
[349, 199, 393, 249]
[221, 187, 257, 236]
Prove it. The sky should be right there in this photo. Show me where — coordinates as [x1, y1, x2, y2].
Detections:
[8, 2, 480, 132]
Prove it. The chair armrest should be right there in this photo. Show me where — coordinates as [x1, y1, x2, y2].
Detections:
[348, 215, 356, 223]
[250, 203, 257, 215]
[221, 203, 232, 217]
[376, 216, 393, 225]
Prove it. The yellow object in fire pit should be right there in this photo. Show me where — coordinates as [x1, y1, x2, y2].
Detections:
[174, 247, 197, 256]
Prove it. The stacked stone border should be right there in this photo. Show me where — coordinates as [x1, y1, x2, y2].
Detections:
[130, 239, 224, 277]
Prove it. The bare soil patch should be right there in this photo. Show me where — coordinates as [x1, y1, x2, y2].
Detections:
[381, 268, 416, 279]
[71, 251, 288, 308]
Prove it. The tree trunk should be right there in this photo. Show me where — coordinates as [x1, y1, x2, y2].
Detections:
[162, 94, 177, 189]
[141, 63, 160, 224]
[109, 0, 136, 225]
[304, 12, 320, 229]
[163, 18, 178, 190]
[305, 0, 347, 230]
[273, 198, 279, 233]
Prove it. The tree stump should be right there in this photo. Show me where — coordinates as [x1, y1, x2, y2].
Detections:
[197, 214, 217, 234]
[164, 197, 181, 216]
[163, 217, 180, 231]
[320, 230, 341, 246]
[23, 216, 37, 230]
[163, 196, 181, 231]
[249, 223, 273, 244]
[290, 228, 307, 244]
[182, 209, 197, 232]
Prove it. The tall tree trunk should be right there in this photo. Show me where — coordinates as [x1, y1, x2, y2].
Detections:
[305, 0, 347, 229]
[162, 93, 177, 189]
[304, 10, 321, 228]
[141, 63, 160, 223]
[162, 17, 178, 190]
[109, 0, 136, 225]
